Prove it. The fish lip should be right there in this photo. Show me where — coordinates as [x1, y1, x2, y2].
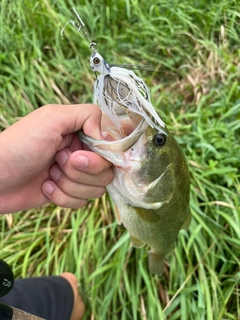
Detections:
[100, 113, 140, 142]
[78, 116, 148, 169]
[99, 118, 148, 152]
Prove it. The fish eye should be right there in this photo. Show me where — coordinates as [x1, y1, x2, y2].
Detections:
[93, 57, 101, 65]
[153, 133, 166, 147]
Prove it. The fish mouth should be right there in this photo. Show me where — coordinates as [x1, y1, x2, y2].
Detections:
[100, 110, 142, 141]
[99, 109, 148, 153]
[78, 108, 147, 154]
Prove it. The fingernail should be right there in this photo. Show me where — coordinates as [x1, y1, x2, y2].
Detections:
[50, 166, 62, 181]
[42, 183, 54, 195]
[74, 155, 89, 169]
[56, 150, 69, 166]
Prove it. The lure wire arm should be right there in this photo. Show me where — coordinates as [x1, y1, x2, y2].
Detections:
[72, 8, 92, 43]
[61, 7, 97, 52]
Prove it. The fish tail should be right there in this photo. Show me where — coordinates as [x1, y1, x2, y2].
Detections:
[148, 251, 165, 276]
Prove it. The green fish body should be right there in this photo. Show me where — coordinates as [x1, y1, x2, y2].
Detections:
[79, 51, 190, 275]
[79, 122, 190, 275]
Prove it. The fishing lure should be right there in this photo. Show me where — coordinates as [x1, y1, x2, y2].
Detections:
[62, 8, 166, 137]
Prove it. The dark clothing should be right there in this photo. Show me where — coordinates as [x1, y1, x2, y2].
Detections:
[0, 276, 74, 320]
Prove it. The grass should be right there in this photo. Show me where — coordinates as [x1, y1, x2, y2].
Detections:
[0, 0, 239, 319]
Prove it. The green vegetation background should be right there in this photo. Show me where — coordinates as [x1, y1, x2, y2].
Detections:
[0, 0, 239, 319]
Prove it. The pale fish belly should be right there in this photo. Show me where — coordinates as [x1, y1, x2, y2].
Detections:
[107, 168, 190, 275]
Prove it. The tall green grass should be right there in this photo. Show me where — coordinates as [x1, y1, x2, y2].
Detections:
[0, 0, 239, 319]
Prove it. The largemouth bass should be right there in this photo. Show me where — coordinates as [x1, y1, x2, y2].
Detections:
[79, 52, 191, 275]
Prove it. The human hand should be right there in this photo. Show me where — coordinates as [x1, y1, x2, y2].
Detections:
[0, 104, 114, 214]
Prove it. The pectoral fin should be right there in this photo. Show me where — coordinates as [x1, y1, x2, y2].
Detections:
[144, 164, 176, 206]
[130, 235, 145, 248]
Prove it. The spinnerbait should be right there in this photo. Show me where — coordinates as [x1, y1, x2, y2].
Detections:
[62, 8, 165, 137]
